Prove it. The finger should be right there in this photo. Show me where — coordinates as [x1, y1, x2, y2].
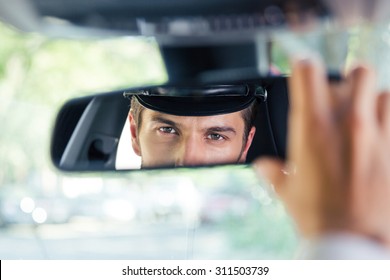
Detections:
[376, 92, 390, 138]
[288, 57, 332, 162]
[347, 65, 377, 129]
[252, 157, 286, 197]
[289, 56, 331, 123]
[347, 65, 377, 189]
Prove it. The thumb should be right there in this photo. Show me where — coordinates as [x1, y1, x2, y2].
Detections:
[253, 157, 287, 197]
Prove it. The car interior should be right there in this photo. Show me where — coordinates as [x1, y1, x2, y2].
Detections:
[2, 0, 388, 260]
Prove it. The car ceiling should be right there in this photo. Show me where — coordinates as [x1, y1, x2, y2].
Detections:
[1, 0, 329, 38]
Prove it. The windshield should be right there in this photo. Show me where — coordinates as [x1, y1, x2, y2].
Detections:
[0, 21, 297, 259]
[4, 14, 390, 257]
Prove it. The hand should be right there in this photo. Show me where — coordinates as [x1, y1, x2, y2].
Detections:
[254, 58, 390, 246]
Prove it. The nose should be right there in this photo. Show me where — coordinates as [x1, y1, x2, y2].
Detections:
[175, 137, 204, 167]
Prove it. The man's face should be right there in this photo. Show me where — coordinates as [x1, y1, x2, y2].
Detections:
[129, 108, 256, 168]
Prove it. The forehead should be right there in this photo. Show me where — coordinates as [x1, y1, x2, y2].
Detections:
[141, 108, 245, 129]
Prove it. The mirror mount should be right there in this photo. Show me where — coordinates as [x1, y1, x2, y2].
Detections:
[160, 42, 261, 84]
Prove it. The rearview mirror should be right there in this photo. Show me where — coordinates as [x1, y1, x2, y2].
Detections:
[51, 77, 289, 171]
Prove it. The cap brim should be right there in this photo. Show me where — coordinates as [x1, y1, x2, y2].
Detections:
[135, 94, 256, 116]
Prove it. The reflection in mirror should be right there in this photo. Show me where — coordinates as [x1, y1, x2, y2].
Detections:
[116, 118, 142, 169]
[51, 78, 289, 171]
[123, 85, 262, 169]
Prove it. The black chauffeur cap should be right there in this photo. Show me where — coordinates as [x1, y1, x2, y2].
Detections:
[123, 84, 266, 116]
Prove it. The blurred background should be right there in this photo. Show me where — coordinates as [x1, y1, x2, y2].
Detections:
[0, 21, 298, 259]
[3, 5, 390, 257]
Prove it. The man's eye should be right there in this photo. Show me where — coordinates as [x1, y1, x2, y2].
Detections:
[159, 127, 177, 134]
[207, 133, 225, 141]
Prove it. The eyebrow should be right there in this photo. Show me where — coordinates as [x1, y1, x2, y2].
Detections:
[205, 126, 237, 135]
[150, 114, 237, 135]
[151, 115, 179, 128]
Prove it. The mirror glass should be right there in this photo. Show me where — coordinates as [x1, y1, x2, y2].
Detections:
[116, 82, 279, 170]
[52, 77, 290, 171]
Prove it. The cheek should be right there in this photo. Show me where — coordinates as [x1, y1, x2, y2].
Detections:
[138, 131, 178, 165]
[203, 139, 244, 163]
